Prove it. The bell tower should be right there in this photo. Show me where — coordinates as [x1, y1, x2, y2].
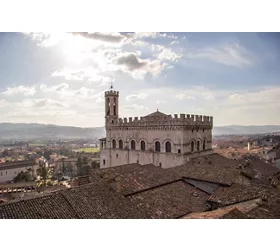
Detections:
[105, 83, 119, 128]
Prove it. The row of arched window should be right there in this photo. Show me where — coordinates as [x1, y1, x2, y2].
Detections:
[111, 138, 207, 153]
[191, 139, 207, 152]
[111, 139, 172, 153]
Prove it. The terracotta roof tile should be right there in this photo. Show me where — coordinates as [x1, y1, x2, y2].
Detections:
[208, 184, 267, 207]
[128, 180, 210, 219]
[61, 180, 146, 219]
[220, 208, 250, 219]
[0, 193, 77, 219]
[167, 154, 240, 185]
[91, 163, 179, 195]
[0, 178, 147, 219]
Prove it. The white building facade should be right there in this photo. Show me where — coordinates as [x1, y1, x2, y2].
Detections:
[100, 88, 213, 169]
[0, 160, 39, 183]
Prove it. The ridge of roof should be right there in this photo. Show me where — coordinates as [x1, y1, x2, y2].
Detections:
[145, 110, 168, 117]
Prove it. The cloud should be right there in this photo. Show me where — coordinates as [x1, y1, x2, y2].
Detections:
[51, 67, 112, 84]
[122, 104, 148, 111]
[115, 53, 146, 70]
[187, 43, 253, 68]
[33, 98, 66, 108]
[175, 93, 195, 100]
[40, 83, 69, 93]
[170, 41, 179, 45]
[72, 32, 126, 43]
[1, 85, 36, 96]
[125, 93, 148, 101]
[0, 99, 9, 108]
[40, 83, 97, 99]
[152, 45, 182, 62]
[111, 52, 167, 79]
[133, 32, 178, 40]
[24, 32, 68, 47]
[227, 86, 280, 106]
[13, 98, 67, 110]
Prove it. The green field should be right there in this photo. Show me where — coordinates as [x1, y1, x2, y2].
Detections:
[73, 147, 100, 153]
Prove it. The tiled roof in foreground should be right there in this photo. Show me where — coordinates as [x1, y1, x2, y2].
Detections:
[166, 154, 240, 186]
[0, 178, 146, 219]
[128, 180, 210, 219]
[220, 208, 250, 219]
[208, 184, 267, 207]
[91, 163, 179, 196]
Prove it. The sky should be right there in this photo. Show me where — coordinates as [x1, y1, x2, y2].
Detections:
[0, 32, 280, 128]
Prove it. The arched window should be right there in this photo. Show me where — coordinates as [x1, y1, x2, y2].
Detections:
[203, 140, 206, 150]
[131, 140, 136, 150]
[155, 141, 161, 152]
[106, 98, 110, 116]
[119, 140, 123, 149]
[197, 140, 200, 151]
[191, 141, 194, 152]
[112, 139, 116, 149]
[165, 141, 171, 153]
[141, 141, 146, 151]
[113, 98, 116, 116]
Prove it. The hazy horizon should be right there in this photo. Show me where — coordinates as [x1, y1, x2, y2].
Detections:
[1, 32, 280, 127]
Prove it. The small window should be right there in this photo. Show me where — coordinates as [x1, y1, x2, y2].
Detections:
[191, 141, 195, 152]
[155, 141, 161, 152]
[131, 140, 136, 150]
[119, 140, 123, 149]
[103, 159, 106, 165]
[137, 160, 139, 164]
[159, 163, 162, 167]
[165, 141, 171, 153]
[203, 129, 205, 132]
[112, 139, 116, 149]
[141, 141, 146, 151]
[116, 154, 119, 158]
[203, 140, 206, 150]
[0, 172, 2, 176]
[178, 149, 181, 154]
[197, 140, 200, 151]
[196, 128, 199, 132]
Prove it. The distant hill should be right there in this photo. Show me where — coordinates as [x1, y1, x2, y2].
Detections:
[213, 125, 280, 136]
[0, 123, 280, 140]
[0, 123, 105, 140]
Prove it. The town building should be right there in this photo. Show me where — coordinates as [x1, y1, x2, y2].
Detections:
[0, 160, 39, 184]
[100, 87, 213, 168]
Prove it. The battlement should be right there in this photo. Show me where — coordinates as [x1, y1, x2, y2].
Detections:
[105, 90, 119, 96]
[108, 113, 213, 127]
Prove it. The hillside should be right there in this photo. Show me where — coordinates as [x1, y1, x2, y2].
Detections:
[0, 123, 280, 139]
[213, 125, 280, 136]
[0, 123, 105, 140]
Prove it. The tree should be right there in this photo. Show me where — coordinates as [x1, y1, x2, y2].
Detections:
[76, 156, 91, 176]
[43, 150, 52, 161]
[13, 169, 33, 182]
[62, 158, 66, 174]
[66, 163, 73, 177]
[37, 163, 51, 187]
